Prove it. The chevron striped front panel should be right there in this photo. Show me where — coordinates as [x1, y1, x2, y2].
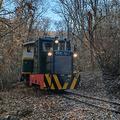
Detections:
[44, 74, 81, 90]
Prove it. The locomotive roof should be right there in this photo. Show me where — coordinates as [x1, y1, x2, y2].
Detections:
[22, 38, 70, 46]
[40, 37, 70, 42]
[23, 41, 35, 46]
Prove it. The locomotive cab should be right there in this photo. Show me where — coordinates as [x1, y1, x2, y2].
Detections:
[34, 38, 72, 74]
[20, 41, 35, 82]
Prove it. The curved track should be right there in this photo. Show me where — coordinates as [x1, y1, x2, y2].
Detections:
[61, 91, 120, 114]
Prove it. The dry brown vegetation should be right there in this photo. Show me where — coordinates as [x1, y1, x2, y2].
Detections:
[0, 0, 51, 90]
[0, 0, 120, 91]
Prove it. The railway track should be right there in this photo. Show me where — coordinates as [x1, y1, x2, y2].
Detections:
[61, 91, 120, 114]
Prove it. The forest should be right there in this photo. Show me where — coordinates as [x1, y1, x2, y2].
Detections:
[0, 0, 120, 119]
[0, 0, 120, 90]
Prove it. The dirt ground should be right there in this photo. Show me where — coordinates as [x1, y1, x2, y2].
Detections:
[0, 72, 120, 120]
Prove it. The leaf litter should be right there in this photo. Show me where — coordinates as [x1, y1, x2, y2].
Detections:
[0, 72, 120, 120]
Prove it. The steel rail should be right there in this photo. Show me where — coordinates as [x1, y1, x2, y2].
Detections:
[65, 91, 120, 106]
[61, 95, 120, 114]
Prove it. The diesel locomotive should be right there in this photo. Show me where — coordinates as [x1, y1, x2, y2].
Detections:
[20, 37, 81, 90]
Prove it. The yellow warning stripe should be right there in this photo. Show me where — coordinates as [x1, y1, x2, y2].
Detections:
[79, 81, 81, 87]
[45, 74, 51, 86]
[44, 82, 46, 87]
[68, 75, 72, 77]
[22, 72, 32, 74]
[51, 83, 55, 90]
[63, 83, 69, 89]
[70, 77, 77, 89]
[53, 74, 62, 90]
[60, 74, 64, 76]
[62, 74, 71, 89]
[23, 58, 34, 60]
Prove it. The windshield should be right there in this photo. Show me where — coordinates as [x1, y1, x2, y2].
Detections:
[55, 42, 70, 50]
[42, 41, 70, 52]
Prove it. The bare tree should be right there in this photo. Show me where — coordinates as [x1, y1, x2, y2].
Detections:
[54, 0, 120, 76]
[54, 20, 67, 39]
[0, 0, 50, 90]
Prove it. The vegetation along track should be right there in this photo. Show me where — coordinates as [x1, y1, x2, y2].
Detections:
[61, 91, 120, 114]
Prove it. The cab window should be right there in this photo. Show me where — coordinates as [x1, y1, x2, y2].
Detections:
[27, 45, 31, 52]
[42, 41, 53, 52]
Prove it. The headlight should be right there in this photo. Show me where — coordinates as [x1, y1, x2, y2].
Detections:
[73, 53, 78, 58]
[55, 40, 59, 44]
[48, 52, 52, 56]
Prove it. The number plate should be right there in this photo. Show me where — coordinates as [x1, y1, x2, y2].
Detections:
[54, 51, 71, 56]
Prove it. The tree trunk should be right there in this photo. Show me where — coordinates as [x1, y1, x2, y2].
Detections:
[88, 11, 94, 70]
[0, 0, 3, 11]
[27, 17, 34, 41]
